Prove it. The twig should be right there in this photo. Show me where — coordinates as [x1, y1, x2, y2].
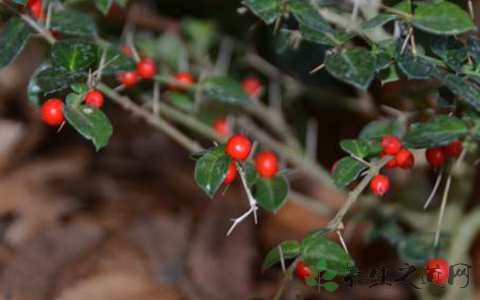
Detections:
[97, 83, 203, 153]
[237, 117, 335, 189]
[423, 171, 443, 210]
[337, 228, 350, 255]
[306, 119, 318, 160]
[309, 63, 325, 74]
[20, 14, 56, 44]
[226, 162, 259, 236]
[433, 174, 451, 248]
[272, 256, 302, 300]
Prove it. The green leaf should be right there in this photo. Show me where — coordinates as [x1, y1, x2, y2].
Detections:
[324, 48, 376, 90]
[301, 232, 354, 275]
[254, 175, 289, 213]
[403, 115, 468, 149]
[244, 162, 259, 187]
[433, 71, 480, 111]
[431, 37, 467, 71]
[28, 64, 49, 106]
[332, 157, 367, 189]
[323, 281, 339, 292]
[34, 66, 85, 95]
[396, 48, 434, 80]
[243, 0, 280, 24]
[322, 269, 337, 280]
[70, 83, 89, 95]
[340, 139, 381, 158]
[0, 18, 31, 68]
[359, 119, 401, 140]
[182, 18, 216, 55]
[412, 1, 475, 35]
[304, 276, 318, 287]
[362, 14, 397, 30]
[372, 45, 392, 72]
[467, 37, 480, 65]
[308, 266, 319, 278]
[51, 40, 97, 72]
[95, 0, 113, 14]
[166, 92, 194, 112]
[194, 146, 231, 198]
[201, 77, 250, 104]
[289, 0, 331, 33]
[51, 10, 97, 37]
[397, 233, 448, 266]
[316, 258, 327, 272]
[64, 104, 113, 150]
[300, 25, 354, 47]
[261, 240, 301, 271]
[98, 45, 136, 75]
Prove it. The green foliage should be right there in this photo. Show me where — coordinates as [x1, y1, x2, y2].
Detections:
[340, 139, 381, 159]
[412, 1, 475, 35]
[64, 102, 113, 150]
[397, 233, 448, 266]
[0, 18, 31, 69]
[243, 0, 280, 25]
[403, 115, 469, 149]
[51, 10, 97, 37]
[261, 240, 301, 271]
[324, 48, 376, 90]
[301, 232, 354, 275]
[51, 40, 97, 72]
[33, 65, 85, 96]
[254, 175, 289, 213]
[332, 157, 367, 188]
[359, 120, 402, 140]
[201, 77, 250, 104]
[194, 146, 231, 198]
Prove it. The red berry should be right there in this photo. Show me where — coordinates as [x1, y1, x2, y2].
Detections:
[426, 148, 445, 169]
[121, 46, 133, 57]
[28, 0, 44, 20]
[242, 76, 263, 98]
[223, 161, 237, 185]
[117, 71, 139, 87]
[381, 135, 402, 155]
[381, 152, 397, 169]
[255, 151, 279, 178]
[213, 118, 231, 137]
[370, 175, 390, 196]
[442, 140, 463, 158]
[40, 98, 64, 126]
[225, 134, 252, 161]
[424, 258, 449, 286]
[171, 72, 195, 90]
[295, 261, 311, 282]
[136, 58, 157, 79]
[84, 90, 105, 108]
[395, 148, 415, 169]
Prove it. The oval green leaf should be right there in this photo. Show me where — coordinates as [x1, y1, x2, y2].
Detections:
[201, 76, 250, 104]
[52, 40, 97, 72]
[254, 175, 289, 213]
[403, 115, 468, 149]
[261, 240, 301, 271]
[194, 146, 231, 198]
[325, 48, 376, 90]
[0, 18, 31, 69]
[332, 157, 367, 189]
[64, 104, 113, 151]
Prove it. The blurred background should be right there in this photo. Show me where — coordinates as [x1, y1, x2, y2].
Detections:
[1, 0, 480, 299]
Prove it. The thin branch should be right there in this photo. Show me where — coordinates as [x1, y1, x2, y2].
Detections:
[20, 14, 56, 44]
[97, 83, 203, 153]
[433, 174, 451, 248]
[423, 171, 443, 210]
[272, 256, 302, 300]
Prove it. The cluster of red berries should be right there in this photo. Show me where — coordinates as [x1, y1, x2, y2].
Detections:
[425, 140, 462, 169]
[116, 57, 158, 87]
[40, 90, 105, 126]
[212, 77, 263, 137]
[223, 134, 279, 184]
[370, 136, 414, 197]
